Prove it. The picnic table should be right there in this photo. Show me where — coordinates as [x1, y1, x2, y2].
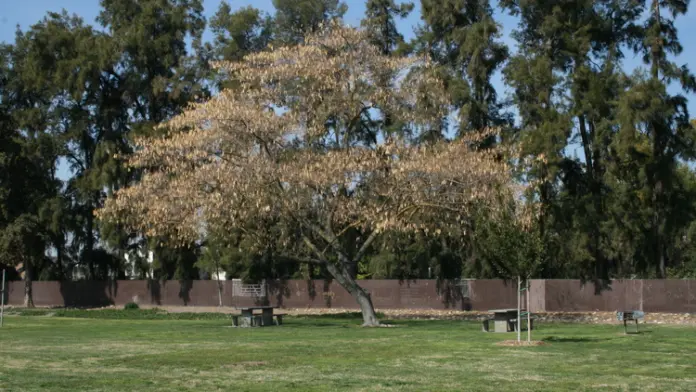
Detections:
[231, 306, 285, 327]
[482, 309, 518, 333]
[482, 308, 535, 333]
[616, 310, 644, 334]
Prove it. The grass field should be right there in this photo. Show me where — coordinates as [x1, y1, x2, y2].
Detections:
[0, 312, 695, 391]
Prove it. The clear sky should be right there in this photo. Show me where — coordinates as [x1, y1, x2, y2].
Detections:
[1, 1, 695, 177]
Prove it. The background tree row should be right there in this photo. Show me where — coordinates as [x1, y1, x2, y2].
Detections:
[2, 1, 696, 309]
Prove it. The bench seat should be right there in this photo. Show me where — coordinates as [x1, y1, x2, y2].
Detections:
[482, 316, 536, 332]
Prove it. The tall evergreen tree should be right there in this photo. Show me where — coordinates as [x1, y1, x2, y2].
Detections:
[614, 73, 695, 277]
[419, 0, 509, 134]
[272, 0, 347, 44]
[547, 1, 642, 283]
[362, 0, 414, 55]
[97, 0, 209, 279]
[210, 3, 272, 62]
[207, 2, 273, 93]
[97, 0, 207, 128]
[501, 1, 571, 277]
[1, 42, 62, 304]
[8, 12, 131, 279]
[624, 0, 696, 277]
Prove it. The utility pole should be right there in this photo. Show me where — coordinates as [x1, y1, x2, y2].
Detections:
[527, 279, 531, 342]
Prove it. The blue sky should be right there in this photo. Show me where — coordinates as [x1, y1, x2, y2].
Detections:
[1, 1, 695, 178]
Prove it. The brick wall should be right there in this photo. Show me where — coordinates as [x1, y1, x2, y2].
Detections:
[3, 279, 695, 312]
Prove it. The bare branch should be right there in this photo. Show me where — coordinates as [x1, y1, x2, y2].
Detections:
[354, 230, 380, 263]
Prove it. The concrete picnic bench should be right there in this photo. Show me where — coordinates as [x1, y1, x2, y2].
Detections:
[231, 306, 286, 327]
[482, 308, 535, 333]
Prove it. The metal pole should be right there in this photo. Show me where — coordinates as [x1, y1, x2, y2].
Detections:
[1, 269, 6, 328]
[527, 279, 531, 342]
[517, 276, 521, 342]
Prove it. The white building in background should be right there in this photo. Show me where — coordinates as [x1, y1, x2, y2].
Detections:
[210, 270, 228, 280]
[122, 249, 228, 280]
[123, 249, 154, 279]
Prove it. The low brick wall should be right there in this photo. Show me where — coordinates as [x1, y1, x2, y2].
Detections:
[3, 279, 695, 312]
[542, 279, 696, 313]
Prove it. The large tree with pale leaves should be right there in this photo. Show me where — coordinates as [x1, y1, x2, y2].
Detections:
[99, 24, 516, 326]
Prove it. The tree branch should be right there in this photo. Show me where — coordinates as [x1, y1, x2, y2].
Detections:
[63, 150, 86, 172]
[302, 234, 326, 260]
[354, 230, 380, 263]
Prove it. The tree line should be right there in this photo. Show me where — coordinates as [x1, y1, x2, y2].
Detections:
[2, 0, 696, 310]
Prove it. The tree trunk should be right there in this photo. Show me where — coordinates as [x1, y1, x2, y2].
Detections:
[24, 262, 34, 308]
[655, 228, 666, 278]
[85, 205, 95, 280]
[649, 0, 666, 279]
[56, 241, 64, 279]
[578, 114, 594, 175]
[302, 233, 379, 325]
[344, 226, 359, 279]
[217, 281, 224, 307]
[652, 133, 665, 279]
[347, 260, 358, 279]
[215, 259, 223, 307]
[354, 286, 379, 326]
[324, 260, 379, 326]
[651, 0, 661, 80]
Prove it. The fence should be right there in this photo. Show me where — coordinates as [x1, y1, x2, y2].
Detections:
[1, 279, 695, 313]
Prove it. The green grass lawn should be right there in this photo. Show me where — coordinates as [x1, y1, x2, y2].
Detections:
[0, 313, 694, 391]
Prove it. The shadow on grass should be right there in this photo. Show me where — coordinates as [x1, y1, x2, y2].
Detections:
[288, 313, 414, 328]
[618, 330, 653, 336]
[285, 322, 355, 328]
[541, 336, 614, 343]
[305, 312, 386, 319]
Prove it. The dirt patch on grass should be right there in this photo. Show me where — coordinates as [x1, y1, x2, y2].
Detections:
[496, 340, 546, 347]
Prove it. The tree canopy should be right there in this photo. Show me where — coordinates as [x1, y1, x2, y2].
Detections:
[98, 25, 518, 325]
